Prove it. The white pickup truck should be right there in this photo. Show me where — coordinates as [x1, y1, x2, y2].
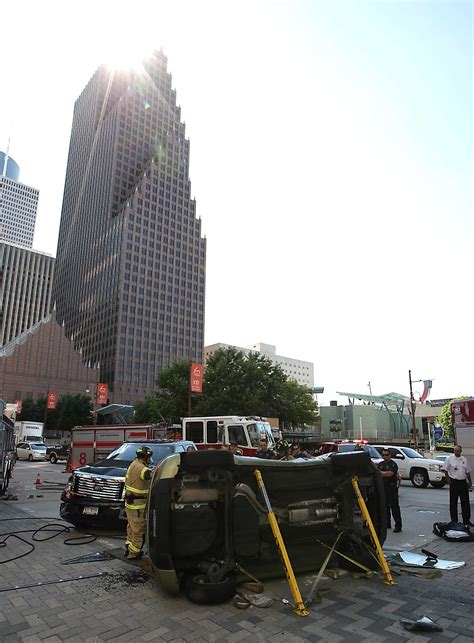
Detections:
[373, 445, 446, 489]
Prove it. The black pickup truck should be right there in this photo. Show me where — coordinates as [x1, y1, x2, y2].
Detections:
[46, 443, 70, 464]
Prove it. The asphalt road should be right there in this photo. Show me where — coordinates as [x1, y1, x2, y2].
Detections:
[9, 459, 457, 553]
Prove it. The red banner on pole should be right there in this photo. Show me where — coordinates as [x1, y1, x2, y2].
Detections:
[190, 363, 203, 393]
[97, 383, 108, 405]
[47, 391, 58, 410]
[15, 399, 22, 414]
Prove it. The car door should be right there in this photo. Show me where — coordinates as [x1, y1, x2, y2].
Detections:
[17, 443, 28, 460]
[389, 447, 407, 478]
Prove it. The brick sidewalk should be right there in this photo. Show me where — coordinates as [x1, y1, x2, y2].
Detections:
[1, 501, 473, 642]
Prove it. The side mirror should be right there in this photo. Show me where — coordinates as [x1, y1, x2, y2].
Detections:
[394, 453, 404, 459]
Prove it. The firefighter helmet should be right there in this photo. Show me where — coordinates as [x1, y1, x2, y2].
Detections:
[136, 446, 153, 459]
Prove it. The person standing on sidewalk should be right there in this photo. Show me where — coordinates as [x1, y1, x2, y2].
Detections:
[124, 446, 153, 559]
[378, 449, 402, 533]
[443, 445, 473, 527]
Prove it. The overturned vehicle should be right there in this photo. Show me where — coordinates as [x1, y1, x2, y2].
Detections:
[147, 449, 386, 604]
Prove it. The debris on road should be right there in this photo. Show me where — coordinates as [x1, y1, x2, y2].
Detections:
[400, 615, 443, 632]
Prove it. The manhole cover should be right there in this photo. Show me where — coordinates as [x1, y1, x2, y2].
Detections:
[417, 509, 437, 514]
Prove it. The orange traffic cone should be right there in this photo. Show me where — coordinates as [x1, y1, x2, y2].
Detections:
[35, 473, 41, 488]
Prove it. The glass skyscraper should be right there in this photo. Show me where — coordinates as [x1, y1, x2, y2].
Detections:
[54, 50, 206, 403]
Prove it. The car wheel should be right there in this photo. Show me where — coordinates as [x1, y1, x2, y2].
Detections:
[184, 573, 236, 605]
[410, 469, 429, 488]
[28, 454, 34, 462]
[50, 453, 57, 464]
[430, 481, 446, 489]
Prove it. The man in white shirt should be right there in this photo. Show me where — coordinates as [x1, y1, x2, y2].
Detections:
[443, 445, 473, 527]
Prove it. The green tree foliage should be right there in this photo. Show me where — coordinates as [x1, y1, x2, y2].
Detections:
[18, 398, 46, 423]
[48, 394, 93, 432]
[19, 395, 93, 432]
[134, 359, 190, 423]
[133, 349, 319, 428]
[438, 396, 469, 441]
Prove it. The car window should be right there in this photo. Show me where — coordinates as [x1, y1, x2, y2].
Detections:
[106, 443, 174, 463]
[389, 448, 402, 458]
[186, 421, 204, 443]
[246, 423, 260, 448]
[31, 444, 46, 449]
[401, 447, 424, 459]
[206, 421, 218, 443]
[228, 425, 246, 446]
[338, 444, 356, 452]
[362, 445, 382, 459]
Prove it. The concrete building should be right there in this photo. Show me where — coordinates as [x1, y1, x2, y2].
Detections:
[0, 153, 39, 248]
[53, 51, 206, 404]
[0, 242, 55, 347]
[204, 342, 314, 388]
[0, 311, 99, 402]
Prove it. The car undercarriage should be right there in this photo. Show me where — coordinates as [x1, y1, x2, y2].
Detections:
[147, 449, 386, 604]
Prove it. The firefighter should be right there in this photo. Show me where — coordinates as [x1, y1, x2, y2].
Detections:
[124, 445, 153, 559]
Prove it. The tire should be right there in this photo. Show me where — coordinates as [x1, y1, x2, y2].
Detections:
[28, 454, 34, 462]
[50, 453, 58, 464]
[184, 573, 236, 605]
[410, 469, 429, 488]
[430, 481, 446, 489]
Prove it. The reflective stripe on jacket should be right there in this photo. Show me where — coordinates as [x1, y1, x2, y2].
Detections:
[125, 458, 152, 510]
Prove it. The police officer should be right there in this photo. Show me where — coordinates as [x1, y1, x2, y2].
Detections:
[124, 446, 153, 559]
[443, 445, 473, 527]
[378, 449, 402, 533]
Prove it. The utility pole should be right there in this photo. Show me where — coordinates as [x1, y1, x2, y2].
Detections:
[367, 381, 372, 395]
[408, 370, 418, 449]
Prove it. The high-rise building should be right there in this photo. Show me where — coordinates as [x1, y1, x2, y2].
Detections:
[54, 50, 206, 403]
[0, 152, 39, 248]
[0, 241, 55, 346]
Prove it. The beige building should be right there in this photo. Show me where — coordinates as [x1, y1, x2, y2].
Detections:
[204, 342, 314, 388]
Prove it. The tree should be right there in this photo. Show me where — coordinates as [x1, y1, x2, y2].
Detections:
[134, 360, 190, 423]
[48, 394, 93, 433]
[195, 348, 319, 427]
[438, 396, 469, 441]
[133, 349, 319, 427]
[18, 398, 45, 423]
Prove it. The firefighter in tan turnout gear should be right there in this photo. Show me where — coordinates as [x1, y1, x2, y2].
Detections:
[124, 446, 153, 559]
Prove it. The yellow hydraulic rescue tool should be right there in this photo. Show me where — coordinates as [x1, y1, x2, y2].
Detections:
[253, 469, 309, 617]
[351, 476, 394, 585]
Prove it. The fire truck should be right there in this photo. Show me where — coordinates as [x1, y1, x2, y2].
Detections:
[67, 423, 172, 471]
[181, 416, 275, 455]
[0, 400, 16, 495]
[452, 398, 474, 471]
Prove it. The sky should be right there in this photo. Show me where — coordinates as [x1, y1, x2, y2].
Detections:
[1, 0, 472, 405]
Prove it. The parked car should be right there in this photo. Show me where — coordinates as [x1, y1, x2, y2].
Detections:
[46, 443, 70, 464]
[373, 445, 446, 488]
[60, 440, 196, 526]
[319, 440, 382, 465]
[16, 442, 47, 461]
[147, 449, 387, 604]
[434, 454, 450, 465]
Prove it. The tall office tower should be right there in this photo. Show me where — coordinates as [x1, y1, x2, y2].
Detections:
[54, 50, 206, 404]
[0, 152, 39, 248]
[0, 242, 55, 346]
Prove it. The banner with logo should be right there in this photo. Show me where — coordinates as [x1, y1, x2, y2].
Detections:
[15, 400, 22, 414]
[190, 363, 203, 393]
[97, 383, 108, 405]
[47, 391, 58, 410]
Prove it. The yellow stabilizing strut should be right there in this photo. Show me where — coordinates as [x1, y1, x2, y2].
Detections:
[351, 476, 394, 586]
[253, 469, 309, 617]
